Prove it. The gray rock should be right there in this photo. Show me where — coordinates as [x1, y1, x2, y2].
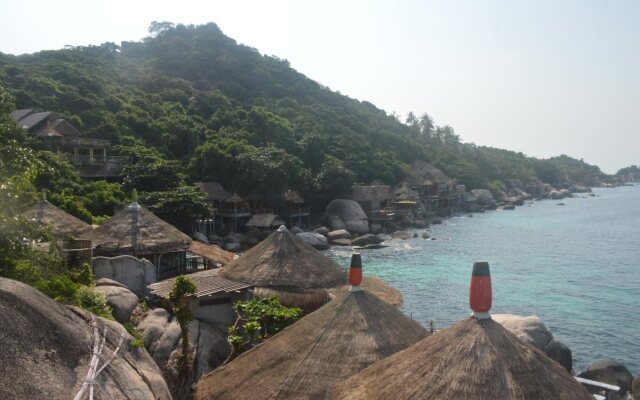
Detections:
[578, 359, 634, 395]
[351, 234, 383, 247]
[471, 189, 495, 205]
[324, 199, 370, 234]
[390, 230, 411, 240]
[290, 226, 303, 235]
[138, 308, 172, 349]
[0, 278, 171, 400]
[492, 314, 553, 350]
[327, 229, 352, 241]
[559, 188, 573, 198]
[296, 232, 330, 250]
[632, 375, 640, 399]
[95, 277, 129, 289]
[500, 205, 515, 210]
[544, 339, 572, 372]
[421, 232, 429, 239]
[370, 222, 383, 234]
[95, 285, 139, 324]
[327, 215, 346, 231]
[330, 238, 352, 246]
[193, 231, 210, 244]
[225, 242, 241, 251]
[313, 226, 330, 236]
[549, 190, 565, 200]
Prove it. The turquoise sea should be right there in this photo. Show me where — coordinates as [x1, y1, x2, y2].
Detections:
[328, 184, 640, 374]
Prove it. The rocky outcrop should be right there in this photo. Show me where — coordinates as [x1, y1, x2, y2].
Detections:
[471, 189, 495, 206]
[324, 199, 370, 234]
[492, 314, 572, 371]
[578, 359, 634, 395]
[296, 232, 330, 250]
[95, 283, 139, 324]
[327, 229, 352, 241]
[0, 278, 171, 400]
[390, 230, 411, 240]
[351, 234, 383, 247]
[331, 238, 352, 246]
[313, 226, 330, 236]
[138, 308, 230, 396]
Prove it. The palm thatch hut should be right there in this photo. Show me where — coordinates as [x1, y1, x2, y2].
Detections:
[194, 285, 428, 400]
[80, 202, 192, 280]
[22, 199, 92, 241]
[188, 241, 237, 269]
[246, 213, 285, 231]
[221, 226, 400, 311]
[333, 263, 593, 400]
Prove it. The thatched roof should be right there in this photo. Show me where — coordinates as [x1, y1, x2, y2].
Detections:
[246, 214, 285, 228]
[282, 189, 305, 204]
[329, 276, 403, 307]
[224, 193, 244, 203]
[80, 202, 192, 256]
[405, 160, 452, 187]
[189, 241, 237, 266]
[392, 181, 420, 201]
[350, 185, 392, 202]
[195, 182, 231, 202]
[148, 269, 252, 299]
[221, 226, 345, 290]
[194, 289, 428, 400]
[333, 316, 593, 400]
[22, 200, 92, 240]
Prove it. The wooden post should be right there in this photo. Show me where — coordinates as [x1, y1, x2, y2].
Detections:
[89, 148, 94, 163]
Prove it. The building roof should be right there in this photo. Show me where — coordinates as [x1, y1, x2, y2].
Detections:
[80, 202, 192, 256]
[148, 269, 252, 299]
[189, 241, 237, 266]
[10, 109, 34, 122]
[333, 316, 593, 400]
[22, 200, 92, 240]
[195, 182, 231, 202]
[405, 160, 452, 187]
[15, 111, 54, 131]
[282, 190, 304, 204]
[392, 181, 420, 201]
[194, 289, 428, 400]
[246, 214, 285, 228]
[224, 193, 244, 203]
[350, 185, 392, 202]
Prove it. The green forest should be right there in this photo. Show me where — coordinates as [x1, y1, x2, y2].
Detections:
[0, 22, 614, 225]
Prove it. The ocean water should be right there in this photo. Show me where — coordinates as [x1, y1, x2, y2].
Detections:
[327, 184, 640, 374]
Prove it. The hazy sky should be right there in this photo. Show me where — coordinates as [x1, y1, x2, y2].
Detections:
[1, 0, 638, 173]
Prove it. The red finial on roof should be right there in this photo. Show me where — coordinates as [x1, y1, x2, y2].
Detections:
[349, 253, 363, 291]
[470, 261, 492, 319]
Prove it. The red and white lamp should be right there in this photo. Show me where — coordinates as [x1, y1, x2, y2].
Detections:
[349, 253, 363, 292]
[470, 261, 492, 319]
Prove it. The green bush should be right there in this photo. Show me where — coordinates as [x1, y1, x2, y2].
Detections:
[36, 274, 80, 304]
[77, 285, 113, 319]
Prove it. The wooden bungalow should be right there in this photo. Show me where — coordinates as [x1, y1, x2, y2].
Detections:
[220, 226, 402, 312]
[80, 202, 192, 281]
[10, 109, 127, 178]
[188, 241, 237, 270]
[333, 264, 593, 400]
[246, 213, 285, 232]
[390, 181, 420, 215]
[195, 262, 427, 400]
[219, 193, 251, 232]
[279, 190, 310, 228]
[349, 185, 393, 222]
[148, 269, 252, 329]
[194, 182, 232, 234]
[404, 160, 457, 214]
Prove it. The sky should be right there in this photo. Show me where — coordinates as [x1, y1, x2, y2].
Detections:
[1, 0, 638, 173]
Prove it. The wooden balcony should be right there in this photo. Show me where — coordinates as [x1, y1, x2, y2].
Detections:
[67, 155, 129, 178]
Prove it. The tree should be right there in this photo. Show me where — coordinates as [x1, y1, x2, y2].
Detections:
[140, 186, 212, 232]
[168, 275, 197, 377]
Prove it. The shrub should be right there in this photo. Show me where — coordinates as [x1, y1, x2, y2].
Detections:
[77, 285, 113, 319]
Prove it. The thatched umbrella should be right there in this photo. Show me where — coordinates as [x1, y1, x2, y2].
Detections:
[195, 257, 428, 400]
[80, 202, 191, 256]
[22, 199, 91, 240]
[221, 226, 400, 311]
[333, 262, 593, 400]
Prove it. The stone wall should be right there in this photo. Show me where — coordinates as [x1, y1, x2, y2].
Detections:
[92, 255, 157, 297]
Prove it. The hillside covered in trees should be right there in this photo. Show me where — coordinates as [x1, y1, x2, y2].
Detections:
[0, 22, 614, 222]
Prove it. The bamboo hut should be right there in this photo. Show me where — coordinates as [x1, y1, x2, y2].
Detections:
[333, 263, 593, 400]
[221, 226, 400, 311]
[80, 202, 192, 280]
[22, 199, 92, 241]
[195, 261, 428, 400]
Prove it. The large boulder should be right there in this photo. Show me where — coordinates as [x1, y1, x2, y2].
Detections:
[327, 229, 352, 241]
[549, 189, 565, 200]
[290, 226, 303, 235]
[390, 230, 412, 240]
[95, 284, 139, 324]
[471, 189, 495, 206]
[493, 314, 572, 371]
[324, 199, 370, 234]
[296, 232, 330, 250]
[352, 234, 383, 247]
[578, 359, 634, 395]
[632, 375, 640, 399]
[138, 308, 230, 389]
[0, 278, 171, 400]
[330, 238, 352, 246]
[313, 226, 330, 236]
[193, 231, 210, 244]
